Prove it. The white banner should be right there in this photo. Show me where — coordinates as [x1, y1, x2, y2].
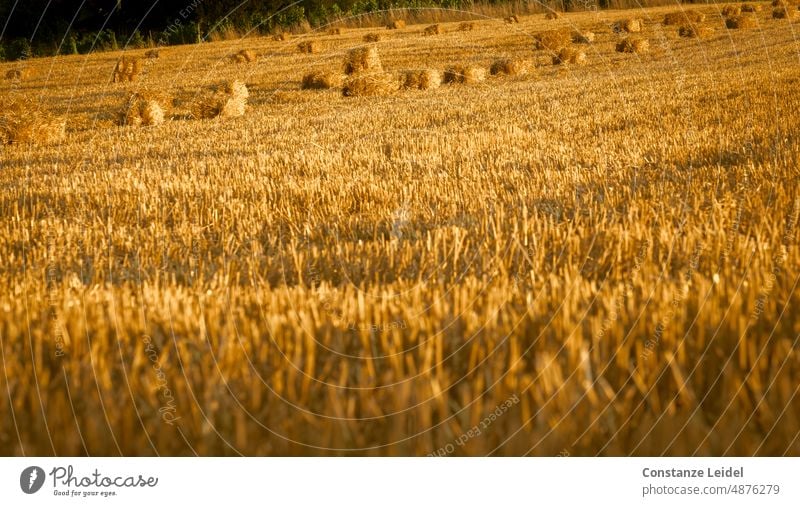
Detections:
[1, 458, 797, 505]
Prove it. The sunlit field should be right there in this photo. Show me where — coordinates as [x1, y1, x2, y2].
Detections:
[1, 3, 799, 456]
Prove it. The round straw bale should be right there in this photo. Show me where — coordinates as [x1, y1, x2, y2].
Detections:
[534, 28, 572, 51]
[363, 33, 382, 42]
[725, 14, 758, 28]
[443, 65, 486, 84]
[344, 46, 382, 74]
[113, 56, 142, 82]
[0, 98, 65, 145]
[423, 24, 444, 36]
[722, 5, 742, 16]
[616, 37, 649, 53]
[772, 6, 796, 17]
[741, 3, 762, 12]
[297, 41, 319, 54]
[342, 72, 398, 97]
[663, 11, 706, 25]
[612, 18, 642, 33]
[458, 22, 476, 31]
[552, 47, 587, 65]
[678, 24, 713, 38]
[489, 58, 530, 76]
[301, 71, 344, 90]
[400, 69, 442, 90]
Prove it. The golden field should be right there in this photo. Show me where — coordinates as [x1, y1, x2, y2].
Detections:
[1, 3, 799, 456]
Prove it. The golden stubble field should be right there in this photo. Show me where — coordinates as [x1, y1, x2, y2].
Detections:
[0, 3, 799, 456]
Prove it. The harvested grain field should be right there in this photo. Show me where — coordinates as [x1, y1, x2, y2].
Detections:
[1, 3, 799, 456]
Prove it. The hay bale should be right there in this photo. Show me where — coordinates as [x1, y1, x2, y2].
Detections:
[423, 24, 444, 36]
[113, 56, 142, 82]
[663, 11, 706, 25]
[504, 15, 520, 24]
[400, 69, 442, 90]
[678, 24, 713, 38]
[363, 33, 382, 42]
[571, 30, 595, 43]
[442, 65, 486, 84]
[4, 68, 31, 80]
[118, 92, 166, 127]
[191, 80, 248, 119]
[489, 58, 530, 76]
[741, 3, 763, 12]
[458, 22, 476, 31]
[616, 38, 649, 53]
[273, 32, 290, 41]
[342, 72, 397, 97]
[552, 47, 587, 65]
[145, 49, 160, 59]
[297, 41, 319, 53]
[344, 46, 382, 74]
[544, 11, 561, 20]
[0, 98, 65, 145]
[725, 14, 758, 28]
[772, 6, 796, 17]
[534, 28, 572, 51]
[328, 27, 343, 35]
[301, 71, 343, 90]
[231, 49, 257, 63]
[612, 18, 642, 33]
[387, 19, 406, 29]
[722, 5, 742, 16]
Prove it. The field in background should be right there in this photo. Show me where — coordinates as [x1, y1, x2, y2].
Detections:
[1, 3, 799, 456]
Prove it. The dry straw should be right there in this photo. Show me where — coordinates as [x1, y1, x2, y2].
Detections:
[612, 18, 642, 33]
[301, 71, 343, 90]
[553, 47, 587, 65]
[344, 46, 382, 74]
[725, 15, 758, 28]
[387, 19, 406, 29]
[231, 49, 257, 63]
[772, 6, 796, 18]
[0, 97, 65, 145]
[113, 56, 142, 82]
[342, 72, 397, 96]
[544, 11, 561, 20]
[489, 58, 530, 76]
[273, 32, 290, 41]
[423, 24, 444, 36]
[571, 30, 595, 43]
[363, 33, 382, 42]
[145, 49, 160, 59]
[297, 41, 319, 53]
[616, 38, 649, 53]
[118, 92, 166, 127]
[535, 28, 572, 51]
[192, 80, 248, 119]
[741, 3, 763, 12]
[722, 5, 742, 16]
[663, 11, 706, 25]
[458, 22, 476, 31]
[678, 24, 713, 38]
[443, 65, 486, 84]
[504, 15, 520, 24]
[400, 69, 442, 90]
[329, 28, 343, 35]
